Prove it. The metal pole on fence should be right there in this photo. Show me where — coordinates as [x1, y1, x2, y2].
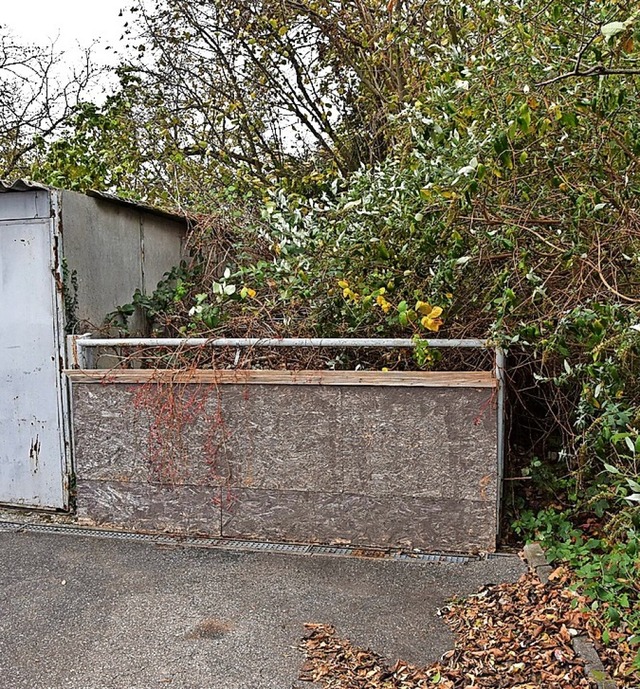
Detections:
[495, 347, 507, 536]
[72, 336, 489, 349]
[66, 333, 93, 369]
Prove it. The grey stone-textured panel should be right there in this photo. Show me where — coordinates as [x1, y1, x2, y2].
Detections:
[71, 380, 499, 552]
[337, 493, 496, 552]
[73, 384, 236, 487]
[220, 488, 496, 552]
[73, 385, 149, 482]
[74, 383, 344, 492]
[199, 385, 246, 486]
[76, 479, 221, 535]
[340, 387, 496, 501]
[450, 436, 498, 502]
[233, 385, 342, 492]
[220, 488, 343, 543]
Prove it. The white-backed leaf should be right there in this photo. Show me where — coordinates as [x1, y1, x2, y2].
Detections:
[626, 478, 640, 493]
[601, 21, 627, 39]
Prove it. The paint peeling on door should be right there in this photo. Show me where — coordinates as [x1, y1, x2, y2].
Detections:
[29, 435, 41, 474]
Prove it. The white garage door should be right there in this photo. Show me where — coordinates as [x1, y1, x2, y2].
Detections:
[0, 214, 68, 509]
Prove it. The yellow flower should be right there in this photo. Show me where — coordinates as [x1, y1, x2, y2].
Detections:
[416, 302, 444, 332]
[245, 287, 256, 298]
[376, 295, 391, 313]
[421, 315, 442, 332]
[343, 287, 359, 302]
[338, 280, 349, 289]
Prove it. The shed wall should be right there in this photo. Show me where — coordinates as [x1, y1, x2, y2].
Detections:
[0, 183, 186, 510]
[71, 377, 499, 552]
[60, 190, 185, 331]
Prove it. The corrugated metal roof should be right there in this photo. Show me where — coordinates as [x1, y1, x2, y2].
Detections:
[86, 190, 189, 224]
[0, 180, 189, 224]
[0, 179, 49, 193]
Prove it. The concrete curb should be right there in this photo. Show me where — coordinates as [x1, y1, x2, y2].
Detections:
[522, 543, 617, 689]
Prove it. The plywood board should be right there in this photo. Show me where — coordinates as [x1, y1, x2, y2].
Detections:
[71, 380, 499, 552]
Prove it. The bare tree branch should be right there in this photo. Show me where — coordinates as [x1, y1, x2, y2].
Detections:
[0, 29, 100, 178]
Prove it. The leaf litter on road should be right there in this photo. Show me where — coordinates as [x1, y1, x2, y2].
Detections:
[298, 569, 621, 688]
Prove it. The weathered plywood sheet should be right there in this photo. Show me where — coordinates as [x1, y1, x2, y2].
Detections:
[220, 489, 495, 552]
[76, 480, 221, 535]
[339, 387, 496, 501]
[233, 385, 342, 492]
[71, 378, 499, 552]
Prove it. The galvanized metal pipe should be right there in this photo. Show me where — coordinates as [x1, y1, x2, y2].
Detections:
[73, 336, 489, 349]
[495, 347, 507, 536]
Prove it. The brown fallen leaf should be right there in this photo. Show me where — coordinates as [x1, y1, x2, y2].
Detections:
[297, 571, 639, 689]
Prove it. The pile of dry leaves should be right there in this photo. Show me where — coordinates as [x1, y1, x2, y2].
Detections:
[298, 570, 601, 688]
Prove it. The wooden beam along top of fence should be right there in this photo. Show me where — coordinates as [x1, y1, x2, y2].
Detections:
[65, 369, 496, 388]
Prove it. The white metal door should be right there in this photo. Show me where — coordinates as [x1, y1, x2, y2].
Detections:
[0, 217, 67, 508]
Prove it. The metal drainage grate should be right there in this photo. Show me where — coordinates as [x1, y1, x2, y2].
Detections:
[0, 521, 20, 532]
[217, 539, 311, 554]
[178, 536, 225, 548]
[0, 519, 479, 563]
[2, 521, 164, 543]
[28, 524, 158, 541]
[309, 545, 352, 556]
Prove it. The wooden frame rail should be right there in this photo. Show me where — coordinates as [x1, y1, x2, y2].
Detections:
[65, 368, 496, 388]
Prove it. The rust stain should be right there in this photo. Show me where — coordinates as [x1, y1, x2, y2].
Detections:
[51, 236, 64, 293]
[351, 548, 388, 559]
[29, 435, 41, 473]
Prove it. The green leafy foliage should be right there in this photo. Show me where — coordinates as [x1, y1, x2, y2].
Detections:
[514, 504, 640, 673]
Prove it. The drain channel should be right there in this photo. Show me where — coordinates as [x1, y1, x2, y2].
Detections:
[0, 519, 475, 564]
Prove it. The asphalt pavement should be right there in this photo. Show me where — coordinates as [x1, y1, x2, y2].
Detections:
[0, 529, 525, 689]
